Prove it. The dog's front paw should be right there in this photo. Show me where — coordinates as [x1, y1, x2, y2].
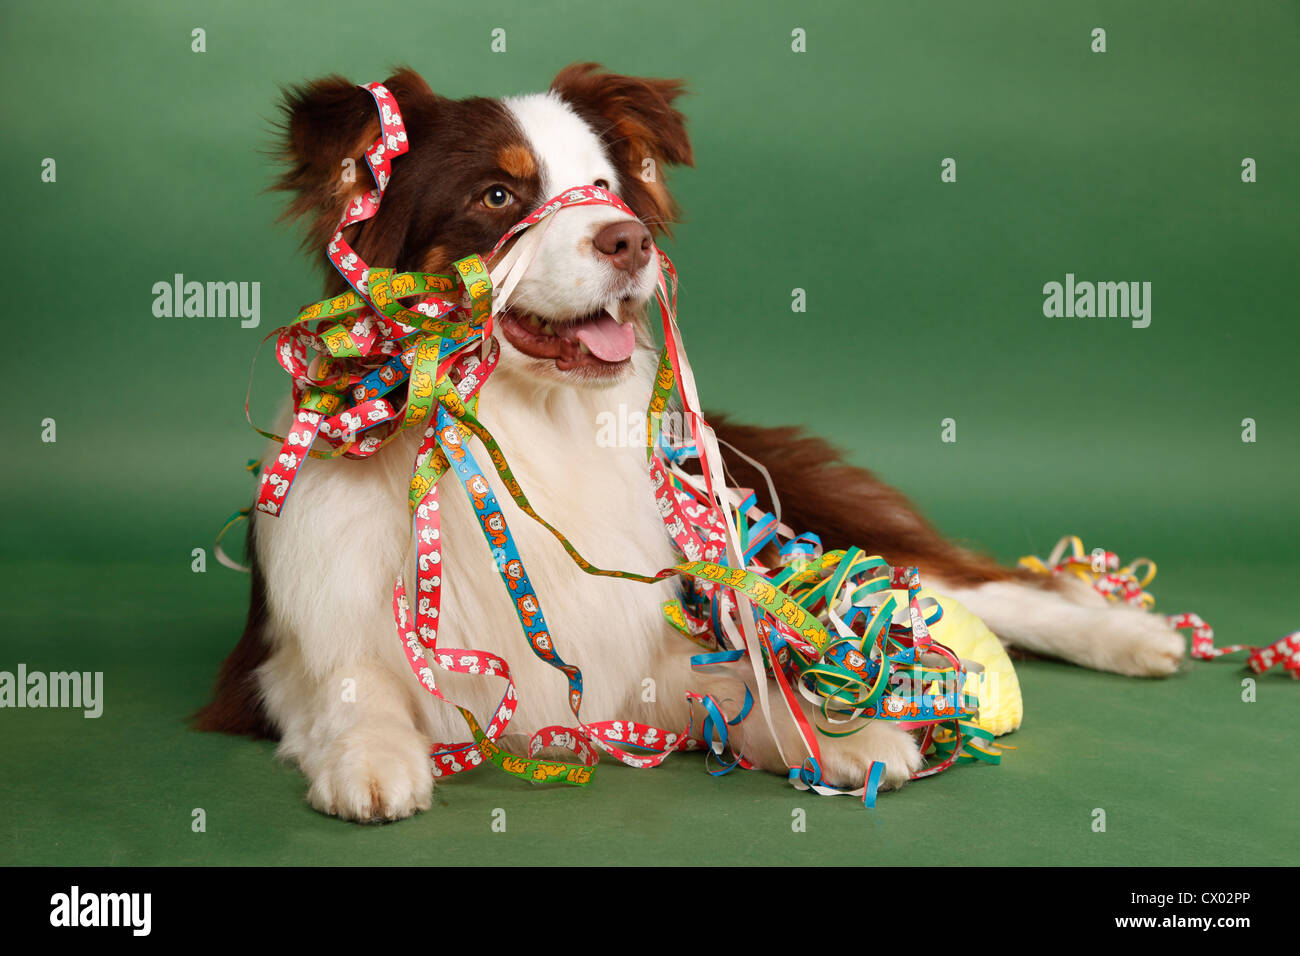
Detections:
[306, 722, 433, 823]
[818, 719, 923, 792]
[1099, 608, 1186, 678]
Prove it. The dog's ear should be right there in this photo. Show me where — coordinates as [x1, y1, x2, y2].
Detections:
[272, 67, 436, 252]
[550, 63, 693, 234]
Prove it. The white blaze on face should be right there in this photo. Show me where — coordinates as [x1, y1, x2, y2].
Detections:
[500, 92, 659, 320]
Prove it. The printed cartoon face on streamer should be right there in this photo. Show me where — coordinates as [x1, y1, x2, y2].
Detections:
[440, 425, 464, 458]
[274, 65, 692, 389]
[480, 511, 508, 546]
[391, 273, 417, 297]
[516, 594, 540, 627]
[881, 696, 913, 719]
[467, 473, 491, 509]
[439, 387, 466, 419]
[410, 368, 434, 399]
[655, 361, 674, 392]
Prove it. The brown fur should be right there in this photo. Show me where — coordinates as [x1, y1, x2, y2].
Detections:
[192, 520, 278, 738]
[271, 69, 421, 256]
[707, 414, 1036, 587]
[550, 63, 694, 234]
[272, 68, 546, 299]
[497, 144, 537, 180]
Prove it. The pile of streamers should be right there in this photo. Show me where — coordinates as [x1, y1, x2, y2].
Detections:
[1020, 535, 1299, 678]
[224, 81, 1008, 810]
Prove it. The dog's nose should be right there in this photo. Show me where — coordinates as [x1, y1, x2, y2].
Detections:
[592, 220, 652, 274]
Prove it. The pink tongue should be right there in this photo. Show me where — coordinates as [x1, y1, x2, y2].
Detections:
[568, 311, 635, 362]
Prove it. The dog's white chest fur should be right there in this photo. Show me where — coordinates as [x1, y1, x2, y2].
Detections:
[255, 351, 686, 745]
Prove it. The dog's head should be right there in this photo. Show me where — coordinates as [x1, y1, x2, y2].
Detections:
[274, 63, 693, 386]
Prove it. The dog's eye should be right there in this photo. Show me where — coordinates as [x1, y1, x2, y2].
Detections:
[481, 185, 515, 209]
[593, 179, 610, 189]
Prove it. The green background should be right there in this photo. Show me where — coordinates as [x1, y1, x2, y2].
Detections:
[1, 0, 1296, 865]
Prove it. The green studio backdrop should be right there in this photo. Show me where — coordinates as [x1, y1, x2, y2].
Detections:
[1, 0, 1296, 865]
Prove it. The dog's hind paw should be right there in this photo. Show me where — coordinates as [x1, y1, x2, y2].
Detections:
[1097, 607, 1186, 678]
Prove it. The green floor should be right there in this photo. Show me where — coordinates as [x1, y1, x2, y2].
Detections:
[2, 555, 1294, 866]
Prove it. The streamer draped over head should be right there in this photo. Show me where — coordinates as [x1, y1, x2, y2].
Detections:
[225, 79, 1018, 810]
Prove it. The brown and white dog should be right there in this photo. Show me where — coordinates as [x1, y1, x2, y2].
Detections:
[195, 64, 1185, 822]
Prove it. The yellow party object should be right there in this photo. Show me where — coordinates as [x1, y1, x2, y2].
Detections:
[915, 587, 1023, 737]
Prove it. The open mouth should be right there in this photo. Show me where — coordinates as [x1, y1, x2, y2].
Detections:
[498, 308, 637, 372]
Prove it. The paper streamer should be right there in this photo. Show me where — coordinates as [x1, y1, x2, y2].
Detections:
[1021, 535, 1296, 678]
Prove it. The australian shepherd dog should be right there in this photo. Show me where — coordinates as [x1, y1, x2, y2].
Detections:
[196, 64, 1183, 822]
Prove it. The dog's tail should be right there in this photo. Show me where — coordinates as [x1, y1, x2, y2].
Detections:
[192, 518, 280, 739]
[705, 413, 1038, 587]
[703, 415, 1193, 676]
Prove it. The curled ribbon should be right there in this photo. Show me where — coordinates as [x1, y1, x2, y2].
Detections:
[1018, 534, 1157, 610]
[1020, 535, 1297, 679]
[1167, 613, 1300, 679]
